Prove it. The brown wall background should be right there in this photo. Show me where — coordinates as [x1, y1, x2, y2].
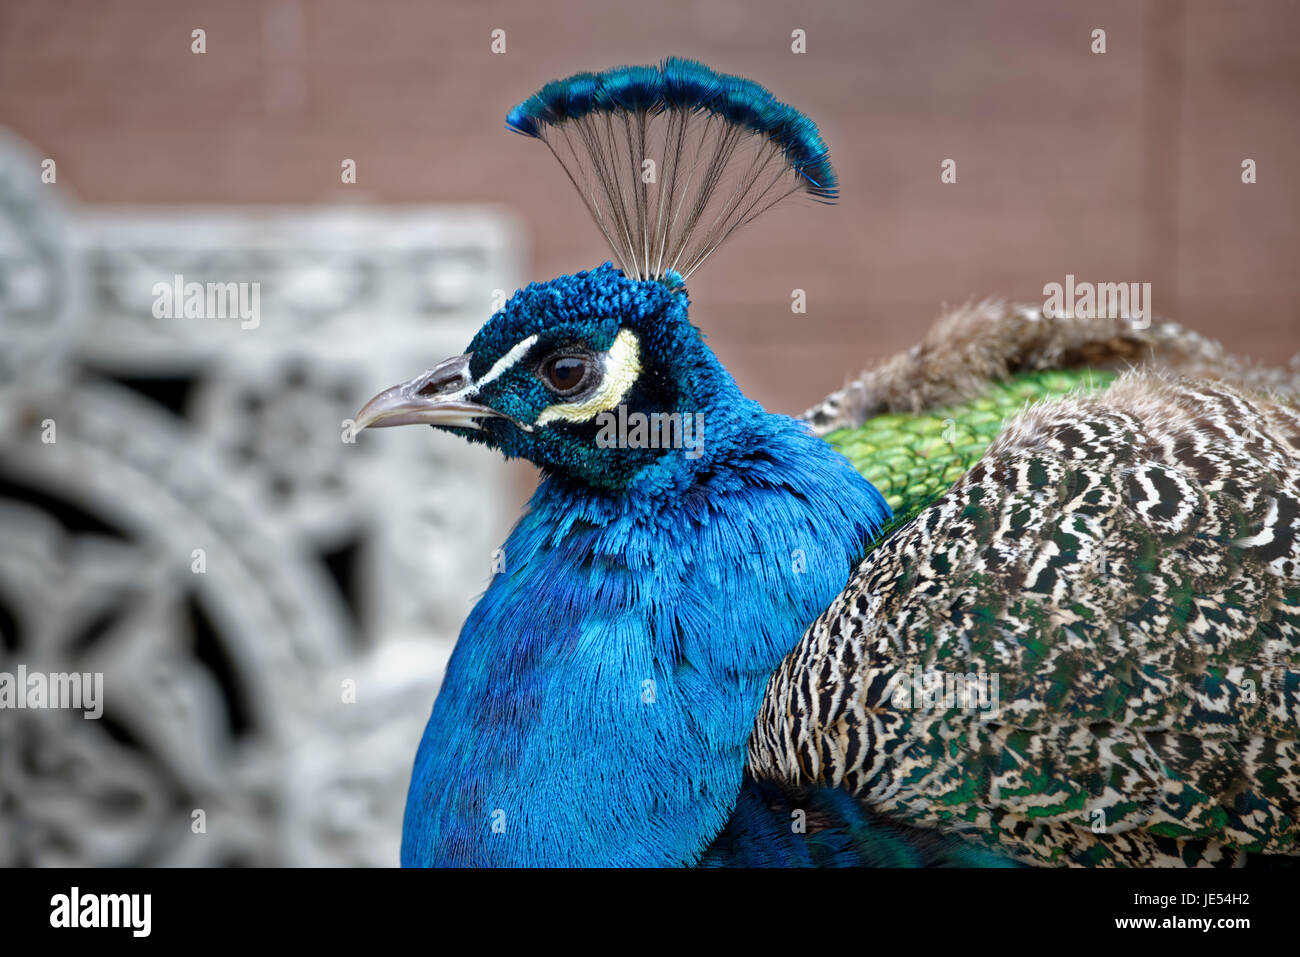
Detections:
[1, 0, 1296, 416]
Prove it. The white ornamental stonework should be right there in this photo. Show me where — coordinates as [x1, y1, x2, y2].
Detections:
[0, 128, 523, 866]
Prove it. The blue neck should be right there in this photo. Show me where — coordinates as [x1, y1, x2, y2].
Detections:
[402, 358, 889, 866]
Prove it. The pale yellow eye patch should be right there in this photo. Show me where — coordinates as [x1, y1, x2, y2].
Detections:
[534, 328, 641, 427]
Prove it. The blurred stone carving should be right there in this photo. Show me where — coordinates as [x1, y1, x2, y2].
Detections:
[0, 129, 522, 865]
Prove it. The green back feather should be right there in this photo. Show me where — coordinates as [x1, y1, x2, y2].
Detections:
[825, 369, 1117, 532]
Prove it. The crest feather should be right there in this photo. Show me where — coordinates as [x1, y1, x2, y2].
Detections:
[507, 57, 836, 282]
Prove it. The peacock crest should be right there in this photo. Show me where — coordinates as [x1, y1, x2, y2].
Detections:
[506, 57, 836, 283]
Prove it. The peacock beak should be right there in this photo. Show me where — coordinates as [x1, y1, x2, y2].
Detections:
[353, 354, 505, 432]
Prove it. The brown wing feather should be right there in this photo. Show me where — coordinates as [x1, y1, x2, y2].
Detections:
[753, 373, 1300, 866]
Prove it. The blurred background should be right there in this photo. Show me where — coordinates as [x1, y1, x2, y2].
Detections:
[0, 0, 1296, 865]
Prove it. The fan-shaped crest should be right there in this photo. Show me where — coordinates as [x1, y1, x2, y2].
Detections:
[506, 58, 837, 283]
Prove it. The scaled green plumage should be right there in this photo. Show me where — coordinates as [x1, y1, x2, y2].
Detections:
[827, 369, 1116, 526]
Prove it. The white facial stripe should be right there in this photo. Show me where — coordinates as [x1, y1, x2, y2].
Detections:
[478, 334, 539, 389]
[534, 328, 641, 428]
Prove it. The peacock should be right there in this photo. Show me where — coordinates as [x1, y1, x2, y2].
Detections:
[353, 58, 1300, 867]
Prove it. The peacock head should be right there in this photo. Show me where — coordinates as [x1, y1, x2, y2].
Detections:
[352, 263, 734, 490]
[354, 57, 837, 491]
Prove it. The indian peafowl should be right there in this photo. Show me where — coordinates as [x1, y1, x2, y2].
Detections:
[353, 58, 1300, 867]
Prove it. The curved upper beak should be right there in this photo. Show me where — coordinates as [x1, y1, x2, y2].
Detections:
[354, 354, 504, 432]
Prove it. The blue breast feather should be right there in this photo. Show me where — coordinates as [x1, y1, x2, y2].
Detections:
[703, 775, 1021, 867]
[401, 364, 891, 866]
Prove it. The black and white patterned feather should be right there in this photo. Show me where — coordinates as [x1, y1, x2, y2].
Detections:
[750, 372, 1300, 866]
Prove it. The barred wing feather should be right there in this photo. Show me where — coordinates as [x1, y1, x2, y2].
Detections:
[750, 373, 1300, 866]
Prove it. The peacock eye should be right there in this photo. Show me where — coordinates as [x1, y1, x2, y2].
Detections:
[540, 355, 591, 396]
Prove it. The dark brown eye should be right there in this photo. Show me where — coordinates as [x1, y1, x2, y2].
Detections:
[541, 355, 590, 395]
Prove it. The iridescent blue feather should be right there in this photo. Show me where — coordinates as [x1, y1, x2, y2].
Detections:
[399, 267, 893, 866]
[389, 62, 1010, 869]
[506, 57, 836, 281]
